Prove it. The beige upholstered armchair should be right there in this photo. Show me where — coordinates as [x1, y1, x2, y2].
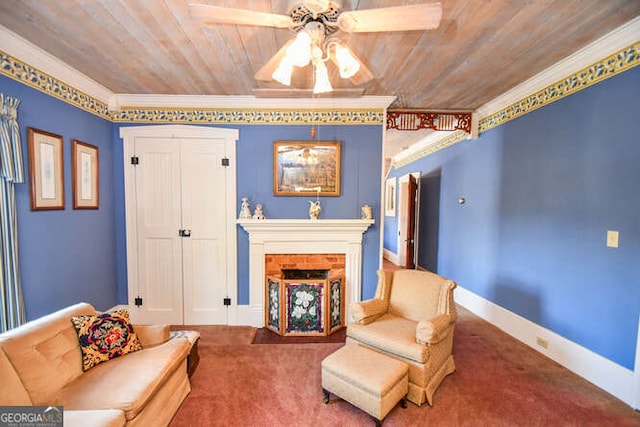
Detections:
[346, 269, 457, 406]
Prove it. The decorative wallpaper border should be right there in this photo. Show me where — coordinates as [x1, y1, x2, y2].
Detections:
[478, 41, 640, 133]
[0, 50, 111, 120]
[109, 107, 384, 125]
[2, 41, 638, 129]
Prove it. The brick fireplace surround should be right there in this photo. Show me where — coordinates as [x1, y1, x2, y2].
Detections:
[237, 219, 374, 327]
[265, 254, 346, 279]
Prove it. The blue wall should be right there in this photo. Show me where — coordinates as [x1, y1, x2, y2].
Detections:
[113, 123, 384, 306]
[388, 66, 640, 370]
[0, 75, 118, 320]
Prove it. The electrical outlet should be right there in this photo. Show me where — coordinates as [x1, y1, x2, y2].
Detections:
[606, 230, 619, 248]
[536, 336, 549, 349]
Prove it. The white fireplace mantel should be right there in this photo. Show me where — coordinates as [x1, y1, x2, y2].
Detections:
[237, 219, 374, 327]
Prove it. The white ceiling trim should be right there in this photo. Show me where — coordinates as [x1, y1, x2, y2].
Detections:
[392, 15, 640, 166]
[110, 94, 396, 110]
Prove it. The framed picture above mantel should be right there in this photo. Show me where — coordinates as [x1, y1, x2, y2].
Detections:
[273, 141, 341, 196]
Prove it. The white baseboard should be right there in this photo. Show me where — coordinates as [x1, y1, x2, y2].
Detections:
[454, 285, 636, 407]
[383, 248, 400, 266]
[233, 305, 263, 328]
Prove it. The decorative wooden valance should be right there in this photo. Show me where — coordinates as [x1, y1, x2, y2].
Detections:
[387, 110, 472, 133]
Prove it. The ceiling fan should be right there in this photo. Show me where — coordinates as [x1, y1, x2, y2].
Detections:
[189, 1, 442, 94]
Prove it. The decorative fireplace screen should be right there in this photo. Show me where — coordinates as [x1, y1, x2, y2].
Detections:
[266, 269, 345, 336]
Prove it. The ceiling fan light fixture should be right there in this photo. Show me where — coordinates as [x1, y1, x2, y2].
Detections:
[286, 31, 312, 67]
[313, 60, 332, 94]
[334, 44, 360, 79]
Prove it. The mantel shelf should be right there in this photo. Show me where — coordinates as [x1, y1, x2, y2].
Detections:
[237, 218, 374, 235]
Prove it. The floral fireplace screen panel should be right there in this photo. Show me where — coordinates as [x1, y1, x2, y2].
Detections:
[285, 282, 325, 335]
[273, 141, 341, 196]
[329, 278, 343, 332]
[266, 278, 281, 332]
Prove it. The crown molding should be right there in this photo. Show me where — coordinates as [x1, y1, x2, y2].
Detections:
[0, 24, 114, 104]
[110, 94, 396, 111]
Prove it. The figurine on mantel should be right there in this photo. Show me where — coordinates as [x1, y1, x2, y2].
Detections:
[361, 204, 373, 220]
[253, 203, 266, 220]
[308, 200, 321, 220]
[239, 197, 252, 219]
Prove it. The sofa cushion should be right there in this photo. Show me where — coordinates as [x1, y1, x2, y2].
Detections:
[347, 313, 428, 364]
[0, 303, 95, 405]
[71, 310, 142, 371]
[56, 337, 189, 421]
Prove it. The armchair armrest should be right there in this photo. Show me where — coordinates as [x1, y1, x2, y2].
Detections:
[350, 298, 389, 325]
[415, 314, 455, 345]
[133, 324, 170, 347]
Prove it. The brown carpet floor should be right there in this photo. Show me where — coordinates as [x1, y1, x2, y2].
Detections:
[169, 307, 640, 426]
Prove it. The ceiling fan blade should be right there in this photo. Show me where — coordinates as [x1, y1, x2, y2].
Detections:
[189, 3, 293, 28]
[254, 39, 295, 82]
[337, 3, 442, 33]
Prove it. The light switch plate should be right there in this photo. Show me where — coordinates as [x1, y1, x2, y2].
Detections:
[606, 230, 619, 248]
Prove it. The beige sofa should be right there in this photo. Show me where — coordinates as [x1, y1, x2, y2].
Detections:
[0, 303, 190, 426]
[347, 269, 457, 406]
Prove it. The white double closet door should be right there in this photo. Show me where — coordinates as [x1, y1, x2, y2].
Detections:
[121, 125, 238, 325]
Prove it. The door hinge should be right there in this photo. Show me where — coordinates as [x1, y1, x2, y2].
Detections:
[134, 296, 143, 307]
[223, 297, 231, 306]
[131, 156, 139, 165]
[221, 157, 230, 167]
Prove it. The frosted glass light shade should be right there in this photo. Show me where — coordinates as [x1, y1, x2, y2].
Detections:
[335, 44, 360, 78]
[287, 31, 312, 67]
[273, 59, 294, 86]
[313, 61, 332, 94]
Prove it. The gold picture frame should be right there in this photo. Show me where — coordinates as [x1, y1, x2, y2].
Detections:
[273, 141, 341, 196]
[27, 127, 65, 211]
[72, 140, 99, 209]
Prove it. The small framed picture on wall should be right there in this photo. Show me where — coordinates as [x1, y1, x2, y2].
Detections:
[27, 127, 65, 211]
[72, 139, 99, 209]
[385, 177, 396, 217]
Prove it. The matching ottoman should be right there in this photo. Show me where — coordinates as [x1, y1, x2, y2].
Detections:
[322, 344, 408, 425]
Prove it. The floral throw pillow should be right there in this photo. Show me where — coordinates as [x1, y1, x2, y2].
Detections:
[71, 309, 142, 371]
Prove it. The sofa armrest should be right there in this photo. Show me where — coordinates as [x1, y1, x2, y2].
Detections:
[134, 324, 170, 347]
[415, 314, 455, 345]
[350, 299, 389, 325]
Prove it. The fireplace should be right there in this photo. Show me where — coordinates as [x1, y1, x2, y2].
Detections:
[266, 267, 345, 336]
[237, 219, 374, 327]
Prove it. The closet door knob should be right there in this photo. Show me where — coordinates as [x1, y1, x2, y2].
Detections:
[179, 229, 191, 237]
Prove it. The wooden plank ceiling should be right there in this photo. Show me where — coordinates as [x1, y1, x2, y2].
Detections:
[0, 0, 638, 111]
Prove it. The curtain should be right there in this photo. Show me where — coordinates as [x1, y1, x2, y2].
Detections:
[0, 94, 25, 332]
